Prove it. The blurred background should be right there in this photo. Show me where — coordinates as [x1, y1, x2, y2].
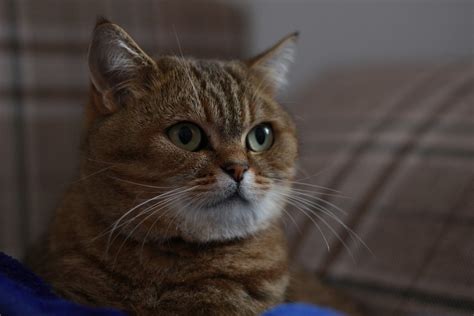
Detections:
[0, 0, 473, 315]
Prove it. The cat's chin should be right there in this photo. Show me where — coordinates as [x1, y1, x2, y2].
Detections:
[175, 189, 286, 243]
[179, 217, 273, 243]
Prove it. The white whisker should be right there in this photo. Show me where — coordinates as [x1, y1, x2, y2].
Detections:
[286, 189, 348, 215]
[273, 178, 343, 194]
[290, 186, 351, 199]
[112, 192, 189, 265]
[73, 165, 116, 183]
[286, 195, 355, 262]
[285, 199, 330, 251]
[286, 193, 373, 256]
[105, 186, 198, 246]
[281, 208, 301, 234]
[107, 176, 176, 189]
[173, 26, 200, 106]
[90, 187, 188, 255]
[138, 192, 200, 262]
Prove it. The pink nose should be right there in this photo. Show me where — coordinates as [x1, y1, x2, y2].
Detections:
[221, 162, 249, 182]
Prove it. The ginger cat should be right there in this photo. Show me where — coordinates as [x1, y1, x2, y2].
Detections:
[29, 18, 362, 316]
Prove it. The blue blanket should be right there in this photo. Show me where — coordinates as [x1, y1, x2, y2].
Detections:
[0, 252, 343, 316]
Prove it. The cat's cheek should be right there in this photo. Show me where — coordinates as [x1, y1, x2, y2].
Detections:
[239, 170, 266, 202]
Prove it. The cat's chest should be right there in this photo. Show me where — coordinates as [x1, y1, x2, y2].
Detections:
[105, 239, 286, 290]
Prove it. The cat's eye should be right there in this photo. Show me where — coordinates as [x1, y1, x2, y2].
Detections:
[167, 122, 204, 152]
[246, 123, 274, 152]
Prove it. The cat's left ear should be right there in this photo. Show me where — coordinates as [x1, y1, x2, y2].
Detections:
[247, 32, 298, 95]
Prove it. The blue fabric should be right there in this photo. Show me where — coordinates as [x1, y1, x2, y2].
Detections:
[0, 251, 344, 316]
[263, 303, 345, 316]
[0, 252, 125, 316]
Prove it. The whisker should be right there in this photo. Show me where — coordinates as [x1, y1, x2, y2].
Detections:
[112, 192, 189, 265]
[73, 165, 116, 183]
[161, 203, 186, 244]
[85, 157, 116, 165]
[294, 164, 312, 181]
[173, 26, 200, 106]
[279, 190, 373, 257]
[107, 176, 176, 189]
[270, 188, 331, 250]
[291, 195, 373, 257]
[286, 189, 348, 215]
[294, 166, 328, 183]
[138, 192, 200, 262]
[139, 193, 203, 263]
[284, 199, 330, 251]
[107, 191, 182, 244]
[290, 186, 351, 199]
[273, 178, 343, 194]
[138, 208, 174, 263]
[104, 186, 197, 251]
[294, 157, 343, 183]
[286, 196, 356, 262]
[90, 187, 185, 250]
[281, 208, 301, 235]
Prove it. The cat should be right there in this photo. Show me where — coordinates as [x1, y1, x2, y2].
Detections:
[28, 18, 362, 316]
[27, 17, 297, 315]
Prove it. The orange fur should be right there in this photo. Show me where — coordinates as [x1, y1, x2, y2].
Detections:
[29, 20, 299, 315]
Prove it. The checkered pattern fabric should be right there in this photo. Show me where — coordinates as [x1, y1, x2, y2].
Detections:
[285, 63, 474, 315]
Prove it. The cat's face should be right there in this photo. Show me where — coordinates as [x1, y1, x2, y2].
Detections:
[84, 20, 298, 242]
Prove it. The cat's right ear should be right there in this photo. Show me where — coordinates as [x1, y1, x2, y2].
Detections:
[88, 17, 156, 114]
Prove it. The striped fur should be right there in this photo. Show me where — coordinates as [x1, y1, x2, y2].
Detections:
[29, 20, 298, 315]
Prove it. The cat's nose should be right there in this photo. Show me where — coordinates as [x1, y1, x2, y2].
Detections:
[221, 162, 249, 182]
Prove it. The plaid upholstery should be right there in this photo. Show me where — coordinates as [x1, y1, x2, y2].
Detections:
[0, 0, 245, 259]
[285, 62, 474, 315]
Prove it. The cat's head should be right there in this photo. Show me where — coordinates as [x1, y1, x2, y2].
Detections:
[83, 19, 298, 243]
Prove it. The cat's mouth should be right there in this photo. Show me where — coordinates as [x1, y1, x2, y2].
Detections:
[203, 190, 250, 209]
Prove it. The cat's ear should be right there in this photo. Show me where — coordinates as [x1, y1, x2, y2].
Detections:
[88, 17, 156, 113]
[247, 32, 298, 95]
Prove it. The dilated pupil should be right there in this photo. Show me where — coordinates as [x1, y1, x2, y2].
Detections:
[255, 126, 267, 145]
[179, 126, 193, 144]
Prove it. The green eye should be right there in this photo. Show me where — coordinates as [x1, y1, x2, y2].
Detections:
[168, 122, 203, 152]
[246, 123, 274, 152]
